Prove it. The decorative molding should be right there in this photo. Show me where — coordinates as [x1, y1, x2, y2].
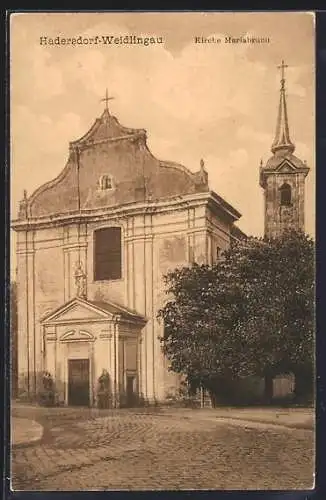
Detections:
[47, 338, 57, 343]
[99, 331, 112, 339]
[43, 317, 110, 326]
[276, 161, 297, 172]
[12, 191, 238, 231]
[124, 235, 154, 245]
[70, 132, 146, 151]
[60, 329, 95, 343]
[16, 249, 36, 256]
[63, 243, 88, 253]
[44, 325, 56, 334]
[41, 299, 111, 324]
[45, 332, 57, 342]
[125, 369, 137, 375]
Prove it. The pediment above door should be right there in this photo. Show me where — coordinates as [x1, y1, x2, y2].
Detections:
[41, 297, 111, 325]
[41, 297, 147, 327]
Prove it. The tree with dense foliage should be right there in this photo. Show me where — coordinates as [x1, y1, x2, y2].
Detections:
[158, 230, 314, 404]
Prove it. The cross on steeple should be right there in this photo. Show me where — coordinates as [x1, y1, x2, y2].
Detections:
[271, 59, 294, 155]
[277, 60, 288, 90]
[101, 88, 115, 113]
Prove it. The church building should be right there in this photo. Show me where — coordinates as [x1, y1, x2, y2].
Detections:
[12, 93, 244, 407]
[260, 61, 309, 239]
[12, 61, 309, 407]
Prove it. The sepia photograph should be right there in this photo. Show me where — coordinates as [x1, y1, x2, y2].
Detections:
[10, 11, 315, 491]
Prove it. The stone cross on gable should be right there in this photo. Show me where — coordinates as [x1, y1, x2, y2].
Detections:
[101, 88, 115, 113]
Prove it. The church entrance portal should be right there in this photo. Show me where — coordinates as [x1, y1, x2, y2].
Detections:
[68, 359, 90, 406]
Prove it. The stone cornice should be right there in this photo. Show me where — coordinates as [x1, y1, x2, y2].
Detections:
[62, 243, 88, 252]
[259, 167, 309, 189]
[260, 167, 309, 177]
[12, 191, 240, 231]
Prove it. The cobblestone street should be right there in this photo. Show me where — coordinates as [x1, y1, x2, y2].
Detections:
[11, 405, 314, 491]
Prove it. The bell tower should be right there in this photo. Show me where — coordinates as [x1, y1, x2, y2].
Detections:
[259, 61, 309, 239]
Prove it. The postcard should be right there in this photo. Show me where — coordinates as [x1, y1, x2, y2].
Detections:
[9, 11, 315, 491]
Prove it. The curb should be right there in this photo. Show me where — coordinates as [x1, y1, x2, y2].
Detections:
[163, 409, 314, 431]
[212, 415, 314, 431]
[12, 418, 44, 449]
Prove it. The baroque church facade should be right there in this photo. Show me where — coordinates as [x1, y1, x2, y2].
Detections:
[12, 63, 309, 407]
[13, 97, 244, 406]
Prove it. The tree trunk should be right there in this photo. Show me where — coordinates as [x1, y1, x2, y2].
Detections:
[264, 374, 274, 404]
[200, 386, 205, 408]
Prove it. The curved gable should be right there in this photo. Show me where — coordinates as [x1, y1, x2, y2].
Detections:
[23, 110, 209, 219]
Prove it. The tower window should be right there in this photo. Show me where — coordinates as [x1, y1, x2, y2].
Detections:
[94, 227, 122, 281]
[279, 183, 292, 206]
[99, 175, 113, 190]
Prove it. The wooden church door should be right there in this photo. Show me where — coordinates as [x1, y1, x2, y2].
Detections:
[68, 359, 90, 406]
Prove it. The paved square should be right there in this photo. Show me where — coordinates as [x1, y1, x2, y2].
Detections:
[11, 405, 314, 491]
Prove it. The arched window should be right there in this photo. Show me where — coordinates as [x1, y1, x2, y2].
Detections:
[99, 175, 113, 190]
[279, 183, 292, 206]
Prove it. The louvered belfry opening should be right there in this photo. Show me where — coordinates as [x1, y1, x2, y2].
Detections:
[94, 227, 122, 281]
[280, 183, 292, 206]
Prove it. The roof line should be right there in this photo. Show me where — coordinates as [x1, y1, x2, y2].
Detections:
[271, 60, 295, 155]
[41, 296, 147, 324]
[69, 110, 143, 148]
[209, 190, 242, 220]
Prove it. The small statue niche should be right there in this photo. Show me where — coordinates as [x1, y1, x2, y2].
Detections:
[74, 261, 87, 299]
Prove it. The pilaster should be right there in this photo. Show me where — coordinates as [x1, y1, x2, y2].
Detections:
[113, 321, 120, 407]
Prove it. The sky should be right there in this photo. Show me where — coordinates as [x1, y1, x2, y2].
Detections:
[10, 12, 315, 274]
